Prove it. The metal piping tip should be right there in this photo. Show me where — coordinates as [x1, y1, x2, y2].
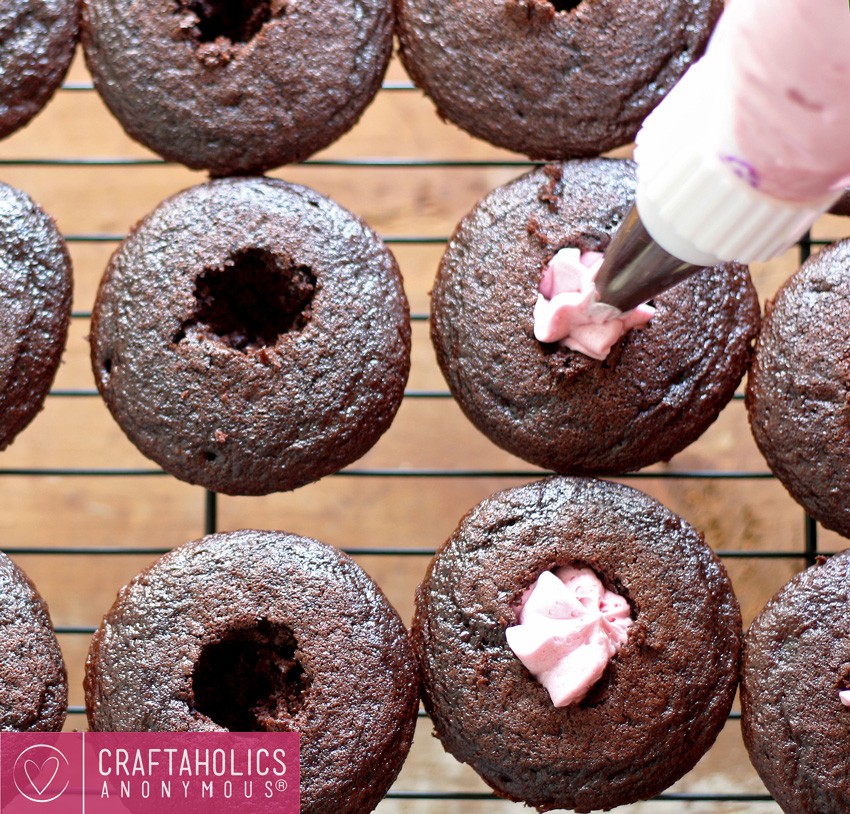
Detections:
[595, 204, 706, 312]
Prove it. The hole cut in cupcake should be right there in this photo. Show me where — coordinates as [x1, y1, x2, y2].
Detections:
[179, 0, 275, 45]
[173, 247, 317, 352]
[547, 0, 582, 12]
[192, 619, 311, 731]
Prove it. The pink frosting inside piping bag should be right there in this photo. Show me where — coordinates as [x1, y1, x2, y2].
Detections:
[533, 248, 655, 360]
[505, 566, 633, 707]
[712, 0, 850, 201]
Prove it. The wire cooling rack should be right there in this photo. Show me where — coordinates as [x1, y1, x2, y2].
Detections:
[2, 63, 849, 813]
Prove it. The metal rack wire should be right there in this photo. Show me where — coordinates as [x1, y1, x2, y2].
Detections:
[3, 72, 847, 812]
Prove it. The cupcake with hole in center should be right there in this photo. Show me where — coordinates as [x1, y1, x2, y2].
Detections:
[85, 530, 420, 814]
[413, 476, 741, 812]
[90, 177, 410, 495]
[430, 158, 760, 475]
[82, 0, 393, 175]
[395, 0, 722, 158]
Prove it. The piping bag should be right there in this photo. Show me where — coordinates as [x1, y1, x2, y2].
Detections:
[594, 0, 850, 313]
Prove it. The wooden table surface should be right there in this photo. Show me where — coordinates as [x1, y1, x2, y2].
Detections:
[1, 45, 848, 813]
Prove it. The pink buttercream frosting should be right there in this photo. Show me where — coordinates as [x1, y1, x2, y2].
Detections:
[505, 565, 633, 707]
[533, 248, 655, 360]
[711, 0, 850, 201]
[839, 690, 850, 708]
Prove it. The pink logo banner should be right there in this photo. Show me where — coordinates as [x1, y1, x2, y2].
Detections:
[0, 732, 299, 813]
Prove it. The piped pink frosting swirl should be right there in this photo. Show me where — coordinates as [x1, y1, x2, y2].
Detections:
[533, 248, 655, 361]
[505, 566, 633, 707]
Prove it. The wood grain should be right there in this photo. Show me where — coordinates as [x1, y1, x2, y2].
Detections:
[1, 46, 848, 813]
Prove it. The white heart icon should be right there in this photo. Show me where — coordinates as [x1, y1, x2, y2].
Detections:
[23, 756, 60, 796]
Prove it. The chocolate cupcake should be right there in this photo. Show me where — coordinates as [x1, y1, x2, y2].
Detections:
[0, 183, 73, 450]
[0, 551, 68, 731]
[395, 0, 721, 159]
[81, 0, 393, 175]
[746, 239, 850, 536]
[90, 177, 410, 496]
[413, 477, 741, 812]
[85, 530, 420, 814]
[741, 550, 850, 813]
[0, 0, 80, 140]
[431, 159, 760, 475]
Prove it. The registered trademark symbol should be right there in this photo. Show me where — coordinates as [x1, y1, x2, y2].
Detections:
[276, 779, 288, 792]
